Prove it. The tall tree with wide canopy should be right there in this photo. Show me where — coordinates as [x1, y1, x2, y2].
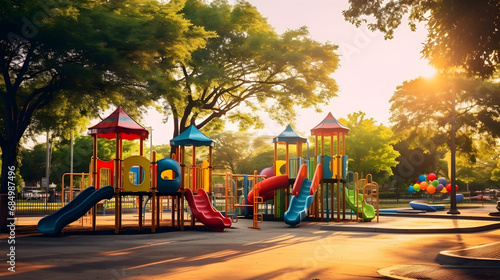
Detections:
[389, 74, 500, 189]
[343, 0, 500, 78]
[390, 75, 500, 154]
[0, 0, 209, 231]
[165, 0, 340, 137]
[341, 112, 400, 182]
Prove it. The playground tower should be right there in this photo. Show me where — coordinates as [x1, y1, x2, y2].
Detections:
[310, 112, 349, 222]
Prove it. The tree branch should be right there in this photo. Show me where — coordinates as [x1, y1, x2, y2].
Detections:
[12, 42, 37, 94]
[0, 43, 12, 91]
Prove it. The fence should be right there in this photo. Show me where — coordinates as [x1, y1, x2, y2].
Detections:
[14, 181, 498, 217]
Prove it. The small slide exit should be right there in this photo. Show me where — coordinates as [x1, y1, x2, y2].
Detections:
[38, 185, 114, 234]
[284, 164, 322, 227]
[344, 187, 376, 222]
[185, 188, 232, 232]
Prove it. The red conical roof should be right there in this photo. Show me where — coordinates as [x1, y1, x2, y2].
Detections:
[310, 112, 349, 136]
[88, 107, 149, 140]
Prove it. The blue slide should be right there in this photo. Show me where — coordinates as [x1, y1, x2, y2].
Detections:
[284, 164, 322, 227]
[38, 186, 114, 234]
[284, 179, 315, 227]
[409, 201, 445, 212]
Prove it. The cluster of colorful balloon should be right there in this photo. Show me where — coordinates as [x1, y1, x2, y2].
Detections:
[408, 173, 458, 194]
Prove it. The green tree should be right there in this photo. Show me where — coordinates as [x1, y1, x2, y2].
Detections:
[151, 144, 171, 161]
[456, 139, 500, 189]
[19, 143, 47, 184]
[211, 131, 273, 174]
[390, 75, 500, 159]
[390, 139, 446, 188]
[166, 0, 340, 138]
[1, 0, 209, 231]
[389, 74, 500, 191]
[343, 0, 500, 78]
[341, 112, 400, 182]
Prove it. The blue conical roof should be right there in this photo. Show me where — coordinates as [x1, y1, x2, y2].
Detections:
[170, 125, 214, 147]
[273, 125, 307, 143]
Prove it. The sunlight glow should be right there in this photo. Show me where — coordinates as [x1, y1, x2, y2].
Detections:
[420, 64, 438, 79]
[126, 257, 185, 270]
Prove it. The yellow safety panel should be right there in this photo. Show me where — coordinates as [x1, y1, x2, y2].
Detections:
[122, 156, 151, 192]
[201, 160, 210, 191]
[275, 160, 286, 176]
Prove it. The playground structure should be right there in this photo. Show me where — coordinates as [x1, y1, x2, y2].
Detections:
[38, 107, 232, 234]
[38, 108, 380, 235]
[245, 114, 379, 228]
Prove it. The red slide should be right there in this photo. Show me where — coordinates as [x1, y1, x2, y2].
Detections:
[185, 188, 232, 232]
[247, 175, 289, 203]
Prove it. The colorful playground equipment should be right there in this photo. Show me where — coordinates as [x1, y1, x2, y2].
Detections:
[169, 124, 231, 231]
[246, 114, 379, 228]
[307, 113, 378, 223]
[284, 163, 322, 227]
[38, 108, 380, 235]
[38, 107, 230, 235]
[344, 172, 378, 222]
[38, 186, 114, 234]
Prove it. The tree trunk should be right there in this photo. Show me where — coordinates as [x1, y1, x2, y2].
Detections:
[0, 138, 18, 233]
[169, 116, 180, 159]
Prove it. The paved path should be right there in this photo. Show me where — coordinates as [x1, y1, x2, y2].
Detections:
[1, 205, 500, 279]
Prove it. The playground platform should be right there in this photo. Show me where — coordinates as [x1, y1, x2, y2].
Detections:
[1, 205, 500, 280]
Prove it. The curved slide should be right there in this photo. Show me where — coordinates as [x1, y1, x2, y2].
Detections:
[185, 188, 232, 232]
[344, 187, 376, 222]
[38, 186, 114, 234]
[284, 164, 322, 227]
[247, 175, 289, 203]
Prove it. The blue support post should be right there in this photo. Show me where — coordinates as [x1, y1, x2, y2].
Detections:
[325, 183, 330, 222]
[243, 175, 250, 217]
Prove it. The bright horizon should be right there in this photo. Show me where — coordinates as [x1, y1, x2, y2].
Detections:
[28, 0, 437, 147]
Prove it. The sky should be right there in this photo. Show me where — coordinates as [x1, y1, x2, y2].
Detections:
[32, 0, 436, 147]
[140, 0, 436, 146]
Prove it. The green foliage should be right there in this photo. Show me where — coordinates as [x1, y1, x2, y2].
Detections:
[343, 0, 500, 78]
[168, 0, 340, 136]
[210, 131, 273, 174]
[151, 144, 171, 160]
[341, 112, 400, 182]
[390, 74, 500, 158]
[1, 0, 210, 139]
[19, 144, 47, 183]
[456, 139, 500, 187]
[238, 148, 274, 175]
[389, 74, 500, 188]
[390, 139, 445, 187]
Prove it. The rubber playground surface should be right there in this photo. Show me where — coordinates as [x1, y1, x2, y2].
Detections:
[2, 205, 500, 280]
